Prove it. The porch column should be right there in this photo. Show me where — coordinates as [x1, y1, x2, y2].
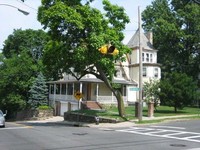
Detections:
[59, 83, 61, 100]
[66, 83, 68, 100]
[72, 83, 74, 96]
[79, 82, 82, 93]
[79, 82, 83, 109]
[112, 92, 114, 103]
[96, 83, 99, 102]
[53, 83, 56, 107]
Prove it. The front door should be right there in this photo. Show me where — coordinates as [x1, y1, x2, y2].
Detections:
[82, 83, 91, 101]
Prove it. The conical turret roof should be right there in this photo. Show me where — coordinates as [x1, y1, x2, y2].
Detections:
[127, 29, 155, 50]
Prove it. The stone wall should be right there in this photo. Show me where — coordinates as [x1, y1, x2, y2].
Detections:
[16, 109, 54, 120]
[64, 112, 118, 123]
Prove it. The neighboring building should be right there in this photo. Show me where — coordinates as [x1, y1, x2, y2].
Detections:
[48, 29, 161, 116]
[127, 29, 161, 100]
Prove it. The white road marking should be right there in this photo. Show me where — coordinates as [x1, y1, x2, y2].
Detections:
[116, 127, 200, 143]
[0, 126, 33, 130]
[151, 125, 185, 130]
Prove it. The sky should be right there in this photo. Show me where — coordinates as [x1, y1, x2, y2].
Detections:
[0, 0, 153, 50]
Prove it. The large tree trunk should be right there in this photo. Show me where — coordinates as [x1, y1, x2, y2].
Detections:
[95, 64, 126, 117]
[115, 90, 125, 117]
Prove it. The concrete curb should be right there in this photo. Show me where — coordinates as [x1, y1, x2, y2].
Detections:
[17, 114, 199, 128]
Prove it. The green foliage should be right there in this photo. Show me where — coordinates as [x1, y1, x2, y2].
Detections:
[0, 52, 37, 111]
[143, 79, 160, 108]
[0, 29, 49, 117]
[38, 0, 130, 117]
[3, 29, 49, 61]
[142, 0, 200, 83]
[0, 93, 26, 118]
[159, 72, 198, 112]
[28, 73, 48, 109]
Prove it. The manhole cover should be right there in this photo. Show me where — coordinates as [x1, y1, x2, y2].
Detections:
[72, 133, 88, 136]
[170, 144, 186, 147]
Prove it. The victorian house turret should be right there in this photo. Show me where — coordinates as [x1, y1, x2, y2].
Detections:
[127, 29, 161, 82]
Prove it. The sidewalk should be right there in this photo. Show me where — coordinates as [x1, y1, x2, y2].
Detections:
[23, 114, 199, 128]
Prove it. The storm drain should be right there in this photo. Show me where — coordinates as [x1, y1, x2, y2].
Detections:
[170, 144, 187, 147]
[72, 133, 88, 136]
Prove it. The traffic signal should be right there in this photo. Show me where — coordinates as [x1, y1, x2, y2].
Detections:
[98, 44, 119, 56]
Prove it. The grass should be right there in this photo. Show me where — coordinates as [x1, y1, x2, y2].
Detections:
[73, 105, 200, 122]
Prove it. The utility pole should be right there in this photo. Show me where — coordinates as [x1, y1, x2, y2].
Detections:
[138, 6, 143, 121]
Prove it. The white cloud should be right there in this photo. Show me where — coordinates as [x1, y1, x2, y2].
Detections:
[0, 0, 152, 49]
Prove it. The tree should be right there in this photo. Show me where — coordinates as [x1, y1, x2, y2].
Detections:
[0, 29, 49, 117]
[38, 0, 130, 117]
[3, 29, 49, 61]
[159, 72, 198, 112]
[143, 79, 160, 110]
[142, 0, 200, 83]
[0, 52, 37, 117]
[28, 72, 48, 109]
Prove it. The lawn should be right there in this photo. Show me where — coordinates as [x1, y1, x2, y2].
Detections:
[74, 105, 200, 121]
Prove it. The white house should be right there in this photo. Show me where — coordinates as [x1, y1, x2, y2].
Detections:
[48, 29, 161, 116]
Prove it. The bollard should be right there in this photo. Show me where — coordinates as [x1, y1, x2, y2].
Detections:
[95, 116, 100, 125]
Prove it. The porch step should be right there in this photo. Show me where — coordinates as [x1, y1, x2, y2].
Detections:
[81, 101, 103, 110]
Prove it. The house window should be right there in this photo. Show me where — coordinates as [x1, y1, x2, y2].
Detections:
[116, 69, 121, 78]
[142, 53, 145, 62]
[154, 68, 159, 78]
[56, 84, 60, 94]
[74, 83, 80, 92]
[61, 84, 66, 95]
[150, 54, 153, 62]
[143, 67, 147, 77]
[146, 53, 149, 62]
[67, 83, 73, 95]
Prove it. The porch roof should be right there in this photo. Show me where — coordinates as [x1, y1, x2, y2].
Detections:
[47, 78, 137, 86]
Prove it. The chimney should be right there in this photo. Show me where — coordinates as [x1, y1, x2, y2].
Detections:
[145, 32, 153, 45]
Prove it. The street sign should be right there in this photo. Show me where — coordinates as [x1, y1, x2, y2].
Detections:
[130, 87, 140, 91]
[74, 91, 83, 101]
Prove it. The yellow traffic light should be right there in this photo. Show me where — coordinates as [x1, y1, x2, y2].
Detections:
[98, 44, 119, 56]
[98, 45, 108, 54]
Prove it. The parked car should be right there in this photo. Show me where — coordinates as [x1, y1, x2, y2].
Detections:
[0, 110, 6, 128]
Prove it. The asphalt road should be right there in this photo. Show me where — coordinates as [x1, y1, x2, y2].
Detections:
[0, 120, 200, 150]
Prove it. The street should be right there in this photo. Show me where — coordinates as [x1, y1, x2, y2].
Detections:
[0, 120, 200, 150]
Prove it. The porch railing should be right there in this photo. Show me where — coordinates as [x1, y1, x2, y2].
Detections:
[49, 94, 128, 105]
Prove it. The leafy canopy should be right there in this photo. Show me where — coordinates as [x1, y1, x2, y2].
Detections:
[142, 0, 200, 82]
[0, 29, 49, 117]
[38, 0, 130, 81]
[160, 72, 198, 112]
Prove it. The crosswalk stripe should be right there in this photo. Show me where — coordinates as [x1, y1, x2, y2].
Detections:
[116, 127, 200, 143]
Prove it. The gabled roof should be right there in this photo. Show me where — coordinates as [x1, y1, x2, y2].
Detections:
[127, 29, 155, 50]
